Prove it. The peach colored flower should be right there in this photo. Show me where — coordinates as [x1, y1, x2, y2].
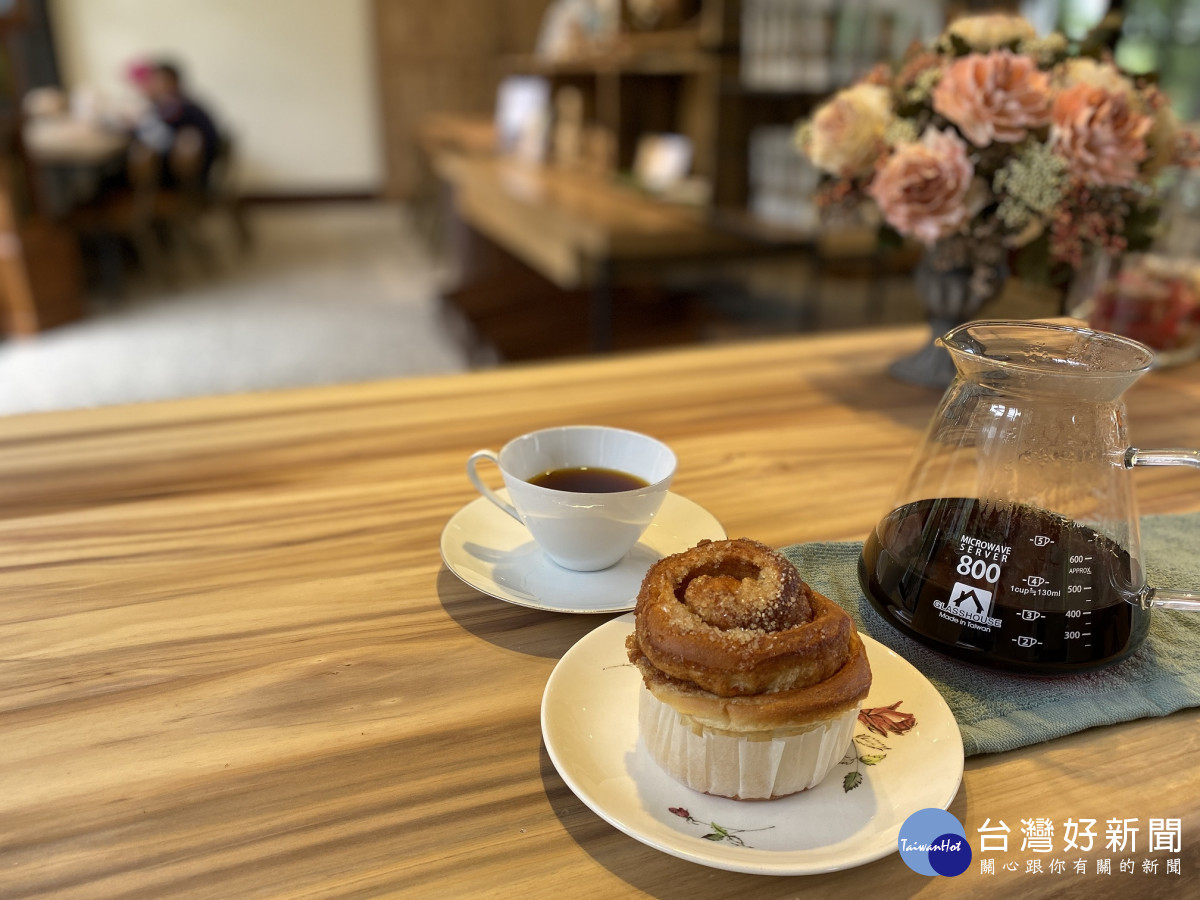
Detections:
[932, 51, 1052, 147]
[868, 128, 974, 244]
[862, 63, 892, 87]
[897, 50, 941, 92]
[803, 84, 892, 178]
[945, 13, 1036, 51]
[1050, 83, 1152, 186]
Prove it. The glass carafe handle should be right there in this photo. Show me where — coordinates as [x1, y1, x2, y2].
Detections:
[1125, 447, 1200, 610]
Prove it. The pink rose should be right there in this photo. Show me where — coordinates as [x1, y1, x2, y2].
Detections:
[868, 129, 975, 244]
[932, 51, 1052, 147]
[1050, 83, 1152, 186]
[803, 84, 892, 178]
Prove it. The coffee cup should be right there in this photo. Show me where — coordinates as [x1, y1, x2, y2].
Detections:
[466, 425, 676, 571]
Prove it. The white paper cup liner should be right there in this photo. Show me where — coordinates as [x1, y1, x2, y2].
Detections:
[638, 687, 860, 799]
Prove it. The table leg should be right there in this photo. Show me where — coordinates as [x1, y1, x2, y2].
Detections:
[591, 260, 614, 353]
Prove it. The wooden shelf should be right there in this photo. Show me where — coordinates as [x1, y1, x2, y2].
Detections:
[492, 1, 904, 248]
[504, 48, 711, 78]
[718, 78, 830, 99]
[617, 22, 705, 53]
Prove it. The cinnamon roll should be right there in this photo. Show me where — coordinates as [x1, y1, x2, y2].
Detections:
[627, 538, 871, 800]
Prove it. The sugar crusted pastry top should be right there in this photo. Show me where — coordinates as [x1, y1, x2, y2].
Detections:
[626, 538, 871, 731]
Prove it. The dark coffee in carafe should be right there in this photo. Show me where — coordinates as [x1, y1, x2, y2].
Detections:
[859, 497, 1150, 674]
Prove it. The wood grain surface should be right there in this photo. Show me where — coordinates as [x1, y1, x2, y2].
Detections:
[440, 154, 750, 289]
[1, 325, 1198, 898]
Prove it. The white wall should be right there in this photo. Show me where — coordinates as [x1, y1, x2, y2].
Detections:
[49, 0, 385, 194]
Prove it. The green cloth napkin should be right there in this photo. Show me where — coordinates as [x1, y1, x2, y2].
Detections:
[781, 512, 1200, 757]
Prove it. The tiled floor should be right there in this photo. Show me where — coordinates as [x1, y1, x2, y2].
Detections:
[0, 203, 475, 415]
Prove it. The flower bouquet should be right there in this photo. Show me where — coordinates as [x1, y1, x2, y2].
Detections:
[795, 13, 1200, 385]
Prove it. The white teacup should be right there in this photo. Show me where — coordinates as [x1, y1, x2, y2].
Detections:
[467, 425, 677, 571]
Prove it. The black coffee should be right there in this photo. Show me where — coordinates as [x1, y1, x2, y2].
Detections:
[859, 497, 1149, 674]
[527, 466, 649, 493]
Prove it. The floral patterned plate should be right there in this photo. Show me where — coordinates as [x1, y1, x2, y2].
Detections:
[540, 615, 964, 875]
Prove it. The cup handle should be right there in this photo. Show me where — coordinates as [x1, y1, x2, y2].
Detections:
[1126, 447, 1200, 610]
[467, 450, 522, 522]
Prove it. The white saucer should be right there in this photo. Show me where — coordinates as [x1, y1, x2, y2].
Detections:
[440, 492, 725, 614]
[541, 615, 964, 875]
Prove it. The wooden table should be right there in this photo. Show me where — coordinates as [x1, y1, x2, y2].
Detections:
[433, 150, 752, 352]
[22, 117, 130, 222]
[22, 118, 130, 168]
[2, 326, 1198, 897]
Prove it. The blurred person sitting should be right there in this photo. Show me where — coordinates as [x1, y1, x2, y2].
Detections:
[72, 60, 232, 293]
[129, 59, 221, 191]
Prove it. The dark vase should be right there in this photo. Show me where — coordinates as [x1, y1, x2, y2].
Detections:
[889, 245, 1008, 389]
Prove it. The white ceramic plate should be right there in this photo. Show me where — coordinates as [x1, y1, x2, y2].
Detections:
[440, 492, 725, 614]
[541, 615, 964, 875]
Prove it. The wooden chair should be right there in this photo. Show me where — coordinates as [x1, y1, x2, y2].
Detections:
[70, 130, 252, 295]
[67, 140, 169, 296]
[155, 126, 217, 271]
[160, 129, 251, 261]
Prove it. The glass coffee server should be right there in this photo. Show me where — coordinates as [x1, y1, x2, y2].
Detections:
[860, 321, 1200, 674]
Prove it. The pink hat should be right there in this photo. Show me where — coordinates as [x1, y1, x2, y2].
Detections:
[127, 60, 154, 87]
